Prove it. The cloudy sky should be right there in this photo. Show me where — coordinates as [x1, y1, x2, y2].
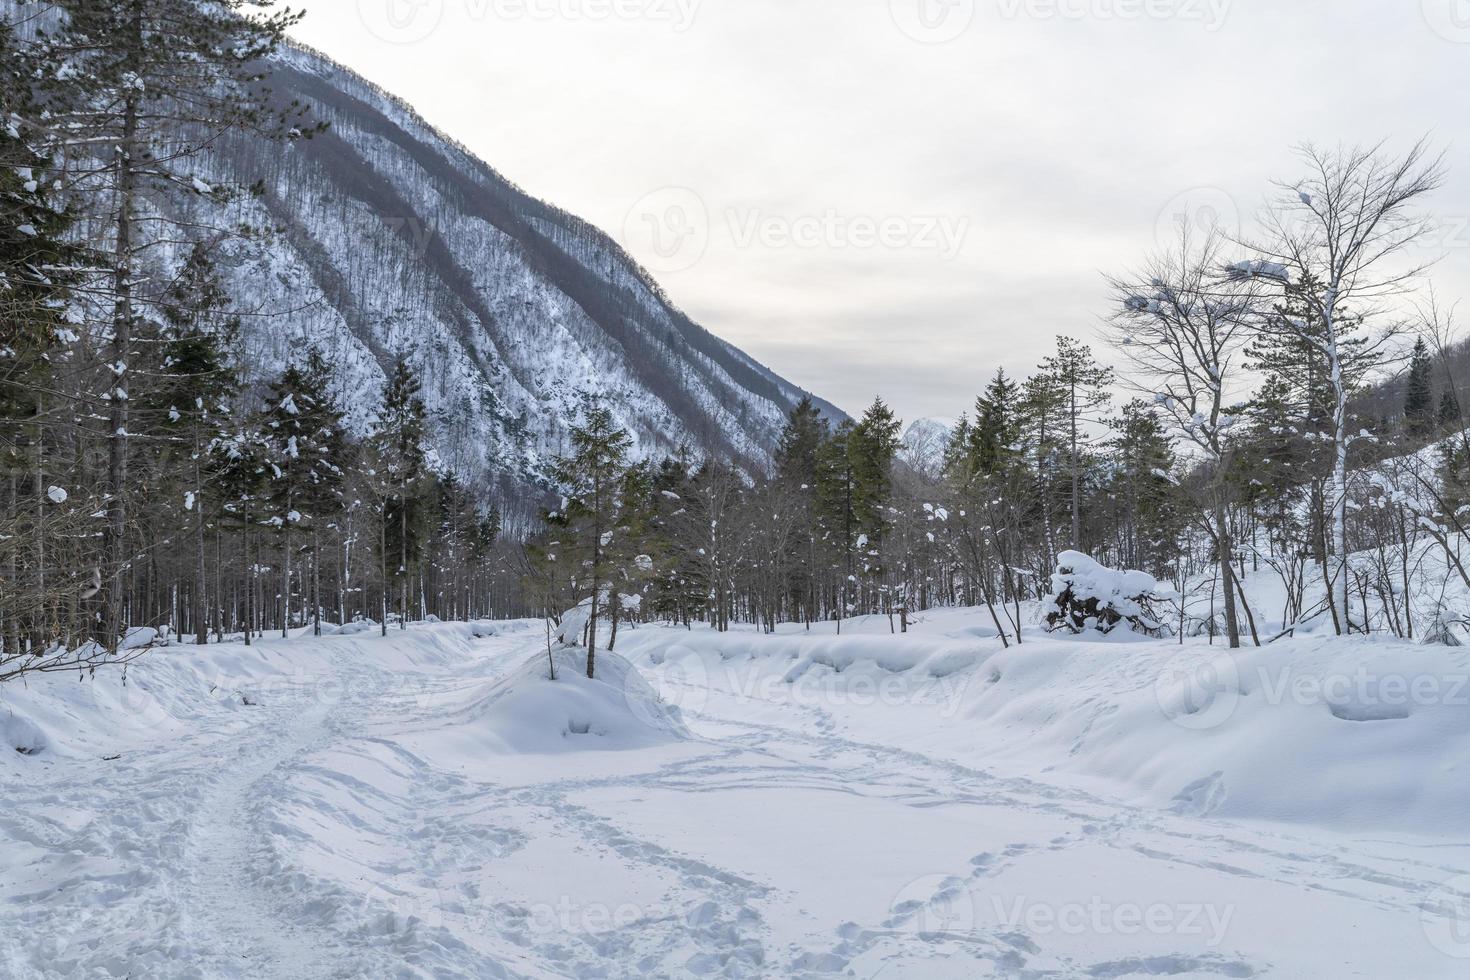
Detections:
[291, 0, 1470, 423]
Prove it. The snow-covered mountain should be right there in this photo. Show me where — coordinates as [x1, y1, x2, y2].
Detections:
[899, 417, 956, 477]
[196, 43, 842, 511]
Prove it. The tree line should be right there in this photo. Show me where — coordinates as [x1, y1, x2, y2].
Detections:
[6, 0, 1469, 687]
[0, 2, 516, 682]
[530, 139, 1470, 672]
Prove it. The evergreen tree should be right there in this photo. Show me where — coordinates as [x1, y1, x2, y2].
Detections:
[1404, 337, 1435, 438]
[968, 369, 1023, 478]
[552, 404, 632, 677]
[371, 361, 433, 631]
[144, 245, 239, 643]
[774, 398, 829, 624]
[849, 399, 903, 615]
[37, 0, 316, 648]
[0, 19, 93, 665]
[1039, 336, 1113, 551]
[263, 352, 350, 637]
[1106, 401, 1182, 572]
[1440, 387, 1462, 434]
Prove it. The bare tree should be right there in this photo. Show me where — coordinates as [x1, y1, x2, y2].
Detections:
[1233, 140, 1444, 633]
[1107, 228, 1265, 648]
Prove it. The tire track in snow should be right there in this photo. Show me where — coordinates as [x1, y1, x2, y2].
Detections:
[171, 659, 367, 979]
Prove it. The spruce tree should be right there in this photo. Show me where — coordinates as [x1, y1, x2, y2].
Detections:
[1404, 338, 1435, 438]
[0, 19, 91, 665]
[263, 352, 350, 637]
[774, 398, 829, 625]
[1440, 387, 1461, 434]
[144, 245, 239, 643]
[969, 370, 1023, 478]
[1039, 336, 1113, 551]
[553, 404, 632, 677]
[36, 0, 317, 648]
[371, 361, 432, 631]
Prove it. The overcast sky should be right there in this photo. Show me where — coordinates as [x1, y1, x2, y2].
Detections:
[290, 0, 1470, 424]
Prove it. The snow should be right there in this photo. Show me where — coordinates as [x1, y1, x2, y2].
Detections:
[1045, 551, 1174, 634]
[45, 486, 67, 504]
[423, 647, 688, 756]
[1226, 259, 1290, 282]
[3, 616, 1469, 977]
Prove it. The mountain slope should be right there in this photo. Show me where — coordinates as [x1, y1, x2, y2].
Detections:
[195, 42, 842, 515]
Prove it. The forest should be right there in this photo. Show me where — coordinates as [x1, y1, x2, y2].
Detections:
[4, 0, 1470, 688]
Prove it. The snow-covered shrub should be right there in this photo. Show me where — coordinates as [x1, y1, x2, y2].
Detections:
[555, 601, 592, 647]
[1043, 551, 1174, 637]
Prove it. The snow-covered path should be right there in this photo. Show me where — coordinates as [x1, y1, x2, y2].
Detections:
[4, 622, 1469, 978]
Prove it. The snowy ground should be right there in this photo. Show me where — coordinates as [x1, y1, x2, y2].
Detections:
[3, 614, 1470, 978]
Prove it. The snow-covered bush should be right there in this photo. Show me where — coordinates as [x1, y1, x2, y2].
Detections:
[1043, 551, 1173, 637]
[555, 601, 592, 647]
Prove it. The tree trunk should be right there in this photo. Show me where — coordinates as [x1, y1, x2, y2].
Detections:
[1215, 504, 1242, 649]
[194, 451, 207, 646]
[282, 515, 291, 639]
[98, 68, 142, 652]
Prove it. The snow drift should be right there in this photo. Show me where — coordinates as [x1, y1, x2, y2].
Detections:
[618, 613, 1470, 837]
[447, 648, 689, 754]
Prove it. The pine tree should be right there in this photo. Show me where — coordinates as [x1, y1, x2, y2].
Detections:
[552, 404, 632, 677]
[0, 19, 93, 666]
[144, 245, 239, 643]
[371, 361, 433, 632]
[1039, 336, 1113, 551]
[774, 398, 829, 625]
[969, 369, 1023, 478]
[36, 0, 317, 648]
[1404, 337, 1435, 438]
[263, 352, 350, 637]
[1440, 387, 1461, 434]
[213, 421, 272, 644]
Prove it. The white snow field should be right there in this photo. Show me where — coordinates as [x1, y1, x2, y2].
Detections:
[4, 615, 1470, 979]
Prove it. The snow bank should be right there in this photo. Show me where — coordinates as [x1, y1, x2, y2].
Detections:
[0, 621, 526, 775]
[439, 648, 689, 755]
[622, 618, 1470, 837]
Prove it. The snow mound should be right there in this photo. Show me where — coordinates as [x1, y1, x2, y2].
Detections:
[1045, 551, 1174, 636]
[456, 649, 689, 754]
[3, 711, 47, 756]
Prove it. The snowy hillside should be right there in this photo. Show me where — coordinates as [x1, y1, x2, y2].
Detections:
[190, 43, 842, 504]
[5, 616, 1469, 978]
[900, 416, 956, 476]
